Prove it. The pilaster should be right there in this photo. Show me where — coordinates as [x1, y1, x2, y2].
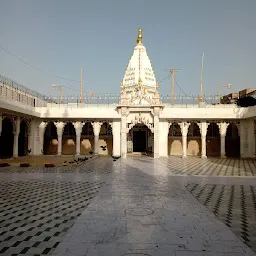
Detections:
[153, 107, 160, 158]
[112, 121, 121, 157]
[121, 107, 128, 158]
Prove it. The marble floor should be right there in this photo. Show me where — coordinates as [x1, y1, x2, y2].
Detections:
[0, 156, 256, 256]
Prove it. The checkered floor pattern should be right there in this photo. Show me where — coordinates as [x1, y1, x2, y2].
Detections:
[0, 180, 103, 255]
[0, 156, 116, 174]
[161, 156, 256, 176]
[186, 183, 256, 252]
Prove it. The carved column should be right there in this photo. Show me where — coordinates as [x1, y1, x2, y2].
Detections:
[55, 122, 65, 155]
[39, 122, 47, 155]
[153, 107, 160, 158]
[92, 122, 102, 154]
[180, 122, 189, 158]
[121, 107, 128, 158]
[74, 121, 83, 156]
[13, 117, 20, 157]
[218, 122, 228, 158]
[199, 121, 209, 158]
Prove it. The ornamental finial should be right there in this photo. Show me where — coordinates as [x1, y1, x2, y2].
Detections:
[137, 28, 142, 44]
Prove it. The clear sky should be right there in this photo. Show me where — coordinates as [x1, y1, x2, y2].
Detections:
[0, 0, 255, 97]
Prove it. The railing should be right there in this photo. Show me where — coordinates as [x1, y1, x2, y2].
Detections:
[0, 73, 240, 108]
[0, 74, 51, 107]
[44, 94, 236, 108]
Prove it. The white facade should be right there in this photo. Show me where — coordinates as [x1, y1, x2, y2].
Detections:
[0, 29, 256, 159]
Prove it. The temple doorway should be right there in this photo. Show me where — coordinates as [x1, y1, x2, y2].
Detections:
[133, 130, 147, 152]
[128, 124, 153, 153]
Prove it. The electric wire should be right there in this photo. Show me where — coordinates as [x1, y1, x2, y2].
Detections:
[0, 44, 80, 82]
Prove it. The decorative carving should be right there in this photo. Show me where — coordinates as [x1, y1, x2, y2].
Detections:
[128, 113, 154, 132]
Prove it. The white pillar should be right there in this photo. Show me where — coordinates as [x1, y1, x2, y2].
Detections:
[112, 121, 121, 157]
[121, 111, 127, 158]
[92, 122, 102, 155]
[13, 133, 19, 157]
[200, 121, 208, 159]
[39, 122, 46, 155]
[153, 109, 160, 159]
[13, 117, 20, 157]
[182, 134, 187, 158]
[74, 121, 83, 156]
[201, 135, 207, 158]
[218, 122, 228, 158]
[55, 122, 64, 156]
[180, 122, 188, 158]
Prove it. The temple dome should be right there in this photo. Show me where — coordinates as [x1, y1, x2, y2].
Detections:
[122, 28, 157, 88]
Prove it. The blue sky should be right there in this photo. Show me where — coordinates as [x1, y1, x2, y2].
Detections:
[0, 0, 255, 97]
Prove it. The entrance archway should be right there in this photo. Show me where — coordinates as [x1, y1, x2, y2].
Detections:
[187, 122, 201, 156]
[18, 120, 28, 156]
[168, 122, 182, 156]
[206, 122, 220, 156]
[0, 117, 14, 158]
[129, 124, 152, 153]
[43, 122, 58, 155]
[225, 123, 240, 157]
[99, 122, 113, 155]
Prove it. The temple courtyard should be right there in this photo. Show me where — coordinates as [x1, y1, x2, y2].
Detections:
[0, 156, 256, 255]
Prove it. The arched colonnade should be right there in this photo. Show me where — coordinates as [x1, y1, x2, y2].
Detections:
[42, 121, 113, 156]
[168, 121, 240, 158]
[0, 116, 31, 158]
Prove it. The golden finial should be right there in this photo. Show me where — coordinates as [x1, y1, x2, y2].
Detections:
[156, 82, 159, 87]
[138, 77, 142, 83]
[137, 28, 143, 44]
[120, 82, 123, 87]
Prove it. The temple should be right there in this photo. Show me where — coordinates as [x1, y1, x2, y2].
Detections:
[0, 28, 256, 159]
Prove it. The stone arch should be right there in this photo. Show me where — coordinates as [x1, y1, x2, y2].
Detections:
[0, 117, 14, 158]
[81, 122, 94, 155]
[187, 122, 201, 156]
[128, 122, 154, 133]
[62, 122, 76, 155]
[168, 122, 182, 156]
[18, 119, 28, 156]
[206, 122, 220, 156]
[225, 122, 240, 157]
[43, 122, 58, 155]
[99, 122, 113, 155]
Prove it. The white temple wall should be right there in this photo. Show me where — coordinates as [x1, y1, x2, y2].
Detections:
[158, 121, 168, 157]
[112, 121, 121, 157]
[240, 119, 255, 158]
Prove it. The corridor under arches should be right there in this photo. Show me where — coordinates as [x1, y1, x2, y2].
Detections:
[225, 123, 240, 158]
[18, 119, 28, 156]
[43, 122, 58, 155]
[99, 122, 113, 155]
[0, 117, 14, 158]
